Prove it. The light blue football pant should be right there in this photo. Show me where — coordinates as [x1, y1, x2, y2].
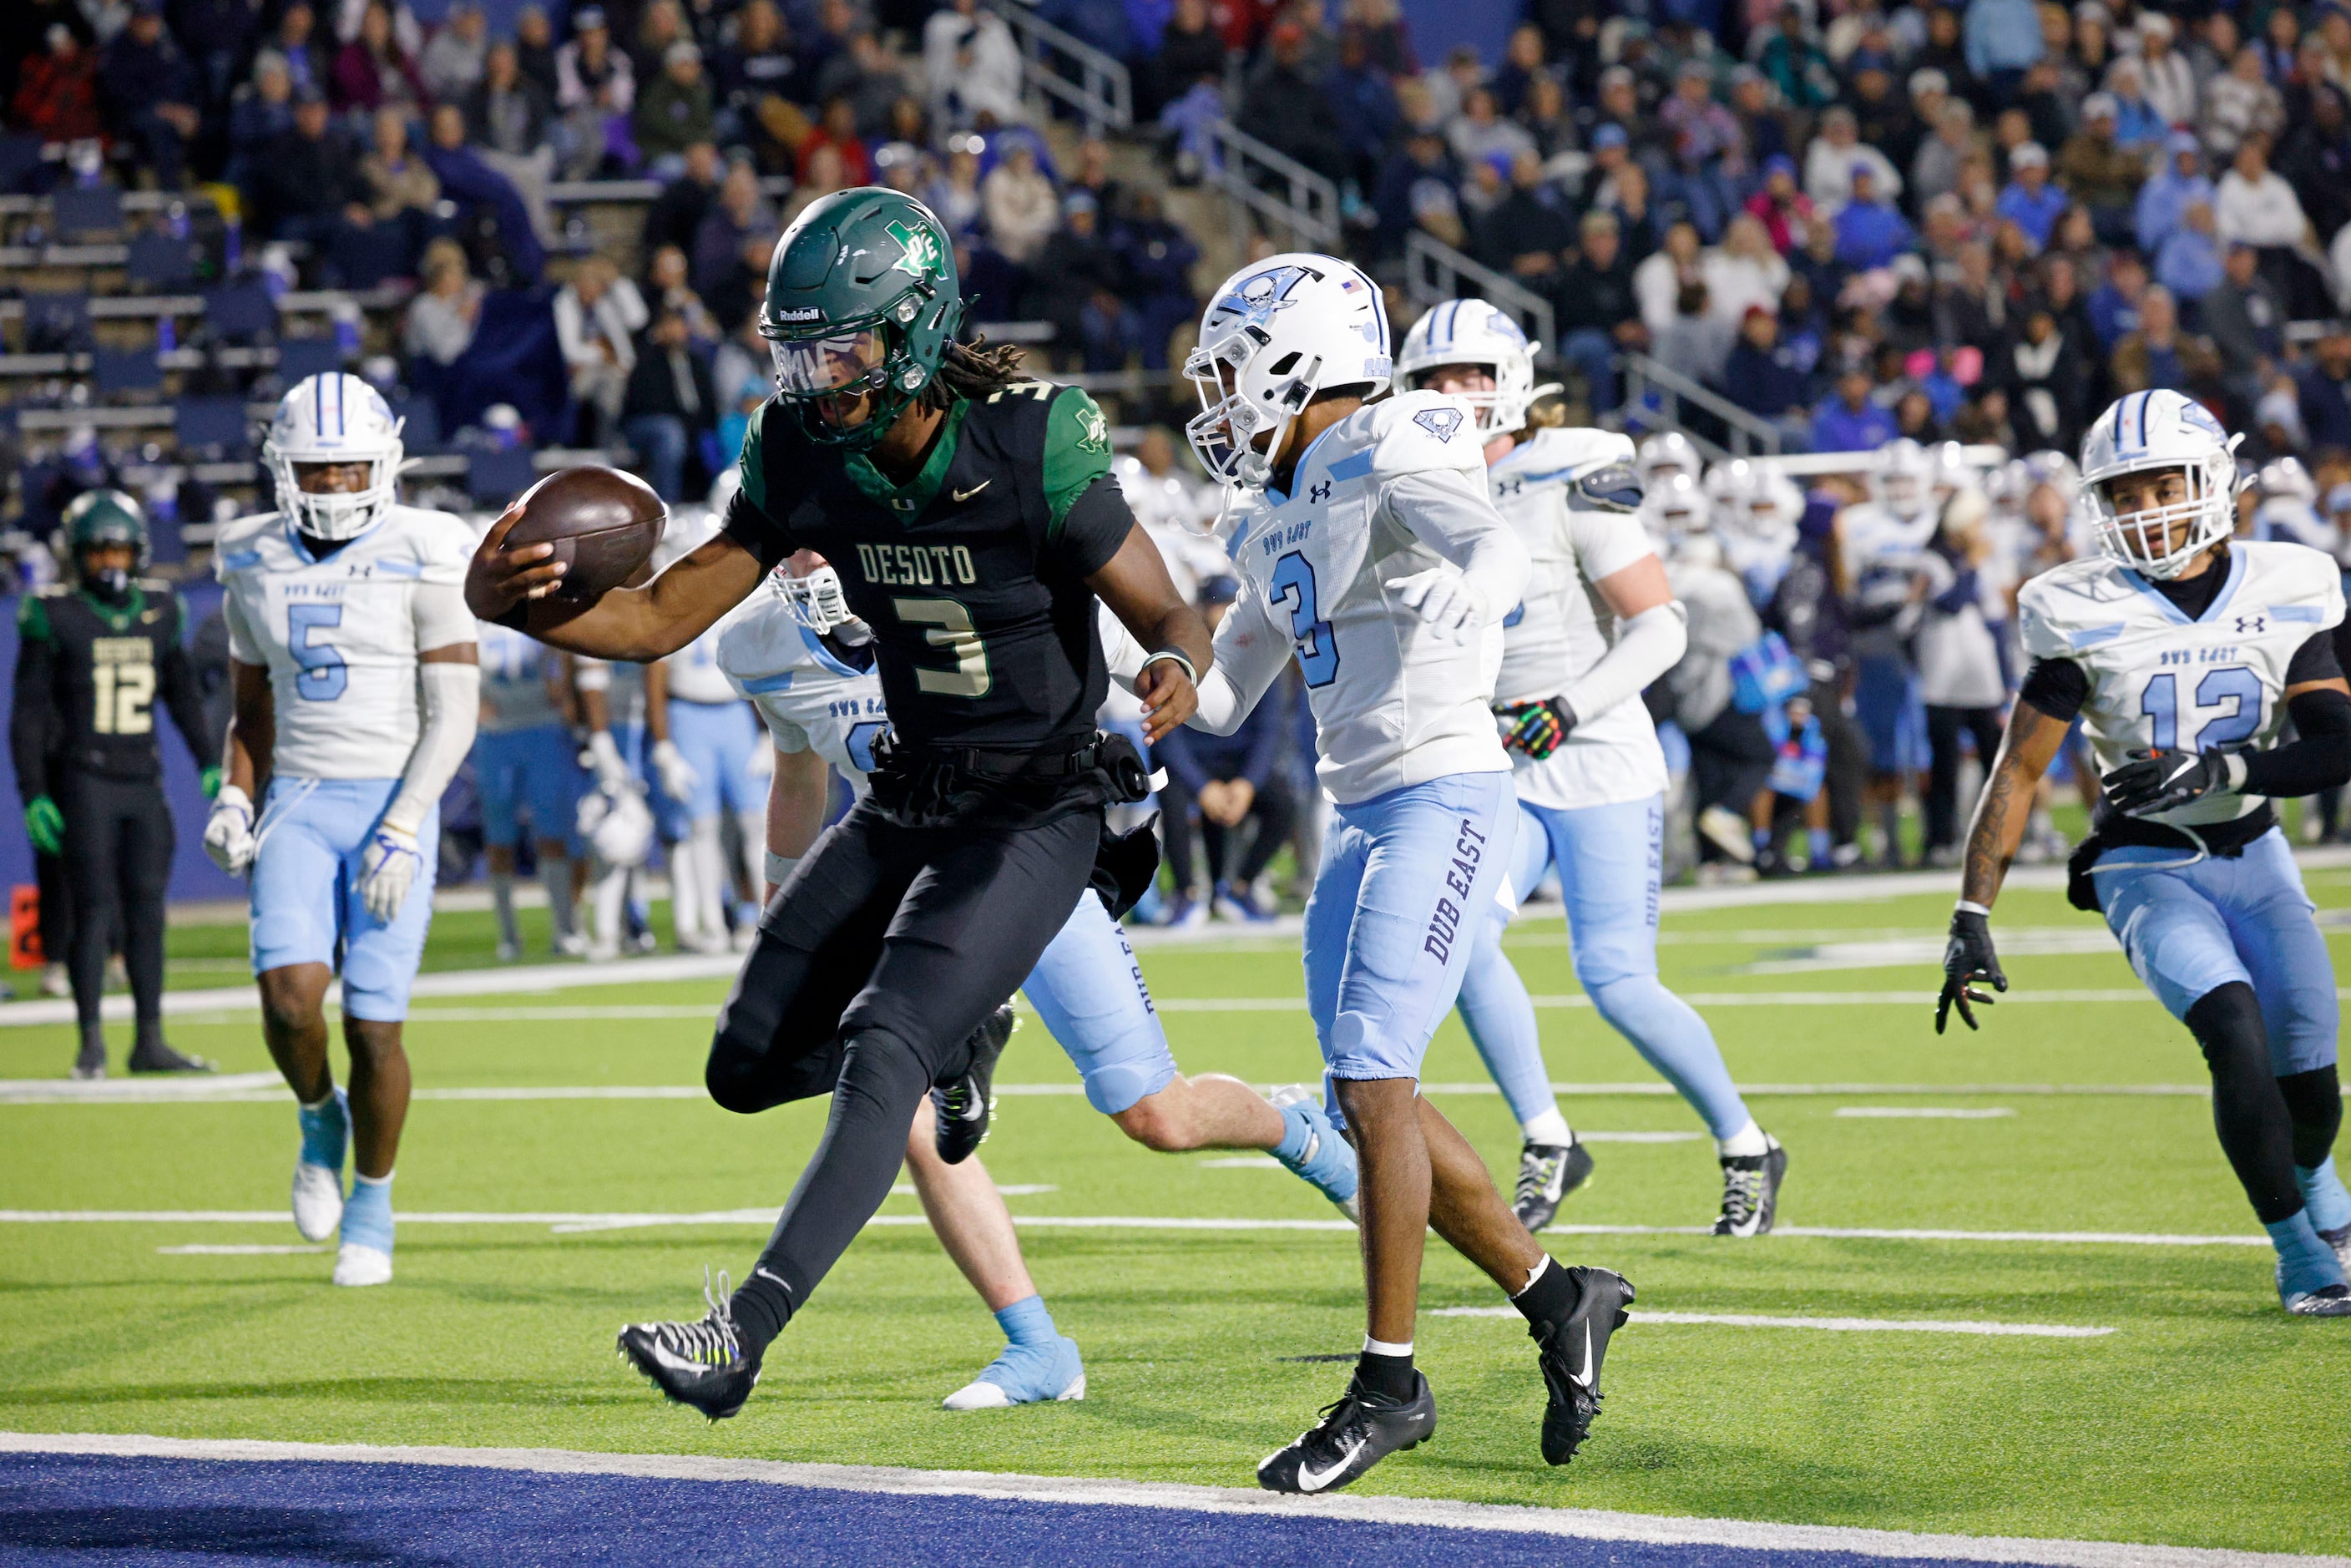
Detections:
[2094, 828, 2338, 1075]
[249, 776, 438, 1022]
[1306, 771, 1518, 1109]
[1454, 793, 1754, 1141]
[1022, 888, 1179, 1115]
[666, 697, 765, 823]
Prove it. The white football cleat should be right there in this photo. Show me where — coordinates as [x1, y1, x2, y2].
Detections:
[291, 1161, 345, 1243]
[332, 1243, 393, 1287]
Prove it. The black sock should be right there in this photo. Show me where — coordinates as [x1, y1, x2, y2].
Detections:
[2278, 1065, 2343, 1171]
[728, 1269, 794, 1357]
[2186, 984, 2303, 1224]
[1511, 1255, 1577, 1328]
[1354, 1349, 1415, 1403]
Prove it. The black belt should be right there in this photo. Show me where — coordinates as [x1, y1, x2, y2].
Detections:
[869, 731, 1153, 822]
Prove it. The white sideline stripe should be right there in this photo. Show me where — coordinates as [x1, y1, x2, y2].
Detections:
[0, 1210, 2275, 1247]
[1835, 1108, 2019, 1120]
[0, 1078, 2218, 1105]
[0, 1434, 2332, 1568]
[156, 1244, 324, 1256]
[1429, 1306, 2114, 1338]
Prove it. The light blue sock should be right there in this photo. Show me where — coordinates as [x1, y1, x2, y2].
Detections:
[2267, 1210, 2346, 1300]
[297, 1087, 349, 1171]
[2298, 1156, 2351, 1234]
[1454, 934, 1558, 1129]
[1807, 827, 1831, 864]
[995, 1293, 1056, 1348]
[1589, 974, 1752, 1141]
[1272, 1097, 1359, 1205]
[341, 1172, 394, 1254]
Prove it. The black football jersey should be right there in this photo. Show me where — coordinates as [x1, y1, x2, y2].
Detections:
[723, 382, 1137, 751]
[11, 580, 210, 794]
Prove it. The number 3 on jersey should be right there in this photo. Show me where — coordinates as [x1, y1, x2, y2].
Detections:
[2141, 666, 2263, 751]
[1271, 551, 1338, 688]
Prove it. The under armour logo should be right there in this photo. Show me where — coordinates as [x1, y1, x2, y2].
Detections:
[2237, 615, 2267, 634]
[1308, 480, 1332, 503]
[1414, 407, 1465, 443]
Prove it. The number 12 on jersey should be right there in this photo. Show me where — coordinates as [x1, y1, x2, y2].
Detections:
[2141, 666, 2263, 751]
[1271, 551, 1338, 688]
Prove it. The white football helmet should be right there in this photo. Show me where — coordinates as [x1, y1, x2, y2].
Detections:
[576, 780, 654, 868]
[264, 372, 406, 540]
[1703, 458, 1754, 523]
[776, 559, 859, 635]
[2078, 389, 2243, 580]
[1396, 297, 1535, 437]
[1185, 253, 1393, 489]
[1636, 430, 1699, 490]
[1927, 439, 1974, 500]
[1641, 471, 1708, 546]
[1737, 472, 1804, 540]
[1874, 438, 1935, 520]
[2260, 455, 2317, 503]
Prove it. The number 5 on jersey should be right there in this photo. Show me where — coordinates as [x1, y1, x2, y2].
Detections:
[288, 603, 349, 701]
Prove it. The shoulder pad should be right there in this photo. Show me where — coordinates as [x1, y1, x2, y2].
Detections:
[715, 594, 806, 686]
[2015, 558, 2136, 659]
[1368, 391, 1486, 479]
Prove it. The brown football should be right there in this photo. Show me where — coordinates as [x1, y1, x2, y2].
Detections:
[504, 465, 666, 602]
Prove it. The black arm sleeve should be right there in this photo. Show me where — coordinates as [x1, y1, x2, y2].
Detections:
[2241, 686, 2351, 799]
[721, 485, 797, 573]
[2016, 656, 2090, 723]
[2285, 628, 2344, 687]
[9, 637, 55, 804]
[1052, 474, 1140, 579]
[158, 613, 212, 771]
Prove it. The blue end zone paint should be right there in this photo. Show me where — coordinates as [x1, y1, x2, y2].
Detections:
[0, 1454, 2018, 1568]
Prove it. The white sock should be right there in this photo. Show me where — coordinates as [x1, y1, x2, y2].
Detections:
[1512, 1254, 1552, 1297]
[353, 1170, 393, 1188]
[1718, 1119, 1771, 1158]
[489, 873, 518, 948]
[1363, 1335, 1413, 1356]
[690, 816, 728, 936]
[1521, 1105, 1574, 1147]
[667, 834, 701, 943]
[593, 866, 629, 948]
[542, 856, 575, 940]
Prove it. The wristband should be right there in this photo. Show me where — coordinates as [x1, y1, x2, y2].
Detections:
[766, 852, 800, 890]
[1139, 650, 1197, 686]
[1954, 900, 1990, 918]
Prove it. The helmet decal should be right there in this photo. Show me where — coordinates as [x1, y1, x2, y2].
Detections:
[885, 216, 946, 280]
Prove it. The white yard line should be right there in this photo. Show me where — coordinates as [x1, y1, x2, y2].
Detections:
[155, 1244, 324, 1256]
[0, 1077, 2216, 1105]
[0, 1210, 2274, 1247]
[1430, 1306, 2112, 1338]
[1835, 1108, 2019, 1119]
[0, 1433, 2330, 1568]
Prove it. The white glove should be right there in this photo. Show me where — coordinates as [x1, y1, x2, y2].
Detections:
[585, 729, 632, 792]
[1384, 568, 1489, 644]
[651, 738, 700, 803]
[203, 786, 256, 874]
[358, 821, 424, 923]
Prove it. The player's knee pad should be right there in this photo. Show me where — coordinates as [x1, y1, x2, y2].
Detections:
[2186, 981, 2269, 1078]
[1092, 1057, 1181, 1122]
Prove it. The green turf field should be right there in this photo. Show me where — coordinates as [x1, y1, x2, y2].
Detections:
[3, 871, 2348, 1557]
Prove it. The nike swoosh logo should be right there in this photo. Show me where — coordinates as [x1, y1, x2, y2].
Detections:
[1297, 1435, 1365, 1491]
[1570, 1323, 1594, 1388]
[952, 481, 991, 503]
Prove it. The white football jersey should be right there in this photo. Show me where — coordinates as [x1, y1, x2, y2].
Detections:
[2019, 541, 2346, 833]
[1840, 500, 1939, 658]
[1487, 427, 1670, 811]
[1209, 391, 1517, 804]
[719, 590, 892, 788]
[476, 620, 565, 733]
[665, 621, 751, 705]
[217, 505, 473, 778]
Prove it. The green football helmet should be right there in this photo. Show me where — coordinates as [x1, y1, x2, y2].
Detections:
[62, 489, 148, 603]
[757, 186, 965, 448]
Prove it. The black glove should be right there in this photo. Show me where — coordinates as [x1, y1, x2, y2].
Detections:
[1935, 906, 2006, 1034]
[2101, 747, 2233, 817]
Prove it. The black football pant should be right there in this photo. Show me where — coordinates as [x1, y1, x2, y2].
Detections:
[55, 771, 172, 1039]
[710, 793, 1102, 1341]
[1159, 771, 1296, 895]
[1924, 705, 2005, 853]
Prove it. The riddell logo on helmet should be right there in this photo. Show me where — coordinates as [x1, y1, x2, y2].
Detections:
[772, 306, 822, 323]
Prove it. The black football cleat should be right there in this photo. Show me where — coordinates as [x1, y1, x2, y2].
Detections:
[72, 1031, 106, 1081]
[1514, 1139, 1595, 1233]
[126, 1039, 215, 1075]
[933, 1004, 1016, 1166]
[1713, 1136, 1787, 1237]
[617, 1272, 763, 1420]
[1257, 1372, 1436, 1494]
[1531, 1266, 1635, 1464]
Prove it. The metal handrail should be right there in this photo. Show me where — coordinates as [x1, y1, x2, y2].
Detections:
[1202, 119, 1339, 252]
[1400, 231, 1556, 365]
[1618, 350, 1784, 459]
[982, 0, 1132, 135]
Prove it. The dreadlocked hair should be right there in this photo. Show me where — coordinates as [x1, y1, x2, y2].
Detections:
[923, 334, 1028, 410]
